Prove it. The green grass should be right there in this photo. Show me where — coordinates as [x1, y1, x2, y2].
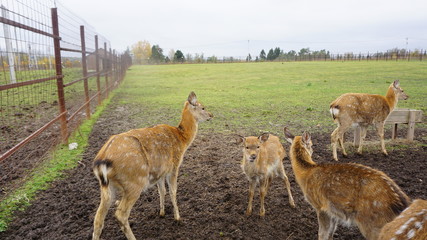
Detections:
[120, 61, 427, 135]
[0, 93, 114, 231]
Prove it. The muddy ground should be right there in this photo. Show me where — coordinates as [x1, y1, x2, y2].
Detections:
[1, 98, 426, 240]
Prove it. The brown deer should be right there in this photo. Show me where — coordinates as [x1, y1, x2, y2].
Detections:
[330, 80, 408, 161]
[92, 92, 213, 240]
[284, 127, 410, 240]
[379, 199, 427, 240]
[238, 133, 295, 217]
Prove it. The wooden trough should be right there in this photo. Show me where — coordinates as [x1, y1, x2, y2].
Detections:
[354, 108, 423, 146]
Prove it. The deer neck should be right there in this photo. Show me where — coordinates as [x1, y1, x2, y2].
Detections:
[385, 86, 398, 110]
[290, 139, 316, 171]
[177, 104, 198, 146]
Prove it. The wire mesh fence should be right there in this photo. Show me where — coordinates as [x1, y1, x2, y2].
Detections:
[0, 0, 132, 194]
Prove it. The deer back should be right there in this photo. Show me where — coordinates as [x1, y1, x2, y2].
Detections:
[306, 163, 410, 222]
[379, 199, 427, 240]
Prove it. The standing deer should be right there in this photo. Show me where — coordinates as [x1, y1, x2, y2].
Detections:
[92, 92, 213, 240]
[238, 133, 295, 217]
[379, 199, 427, 240]
[284, 127, 410, 240]
[330, 80, 408, 161]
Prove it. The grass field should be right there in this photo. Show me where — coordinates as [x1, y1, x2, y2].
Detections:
[120, 61, 427, 135]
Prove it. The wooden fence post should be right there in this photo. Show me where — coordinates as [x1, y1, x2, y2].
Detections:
[95, 35, 101, 105]
[80, 25, 90, 119]
[51, 8, 68, 144]
[104, 42, 109, 98]
[407, 110, 416, 141]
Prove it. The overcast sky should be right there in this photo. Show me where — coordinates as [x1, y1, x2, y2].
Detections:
[57, 0, 427, 58]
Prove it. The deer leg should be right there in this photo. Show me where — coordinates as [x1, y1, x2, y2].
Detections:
[115, 188, 142, 240]
[338, 122, 351, 158]
[93, 185, 114, 240]
[357, 125, 368, 154]
[246, 180, 256, 216]
[157, 178, 166, 217]
[331, 127, 340, 161]
[375, 123, 388, 156]
[167, 172, 181, 221]
[279, 164, 295, 208]
[317, 211, 337, 240]
[259, 176, 271, 217]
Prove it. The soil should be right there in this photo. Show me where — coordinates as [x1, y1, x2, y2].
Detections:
[1, 97, 426, 240]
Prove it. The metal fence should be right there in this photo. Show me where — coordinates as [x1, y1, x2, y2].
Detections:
[0, 0, 131, 189]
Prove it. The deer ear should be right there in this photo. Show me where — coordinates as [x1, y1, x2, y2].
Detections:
[393, 80, 400, 88]
[259, 133, 270, 143]
[302, 131, 311, 144]
[236, 136, 245, 145]
[188, 91, 197, 106]
[284, 127, 294, 144]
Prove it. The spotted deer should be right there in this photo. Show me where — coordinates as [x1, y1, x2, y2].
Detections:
[238, 133, 295, 217]
[284, 127, 410, 240]
[92, 92, 213, 240]
[330, 80, 408, 161]
[379, 199, 427, 240]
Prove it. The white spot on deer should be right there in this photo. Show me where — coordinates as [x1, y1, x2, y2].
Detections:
[330, 107, 340, 116]
[396, 217, 416, 235]
[406, 229, 416, 239]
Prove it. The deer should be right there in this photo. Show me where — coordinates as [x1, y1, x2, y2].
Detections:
[379, 199, 427, 240]
[238, 133, 295, 217]
[284, 127, 411, 240]
[330, 80, 408, 161]
[92, 92, 213, 240]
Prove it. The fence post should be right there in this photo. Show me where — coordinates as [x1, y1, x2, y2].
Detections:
[1, 5, 17, 83]
[51, 8, 68, 144]
[104, 42, 109, 98]
[80, 25, 90, 119]
[95, 35, 101, 105]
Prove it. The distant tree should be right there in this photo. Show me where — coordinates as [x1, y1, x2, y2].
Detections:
[168, 49, 175, 62]
[174, 50, 185, 63]
[165, 56, 171, 63]
[260, 49, 266, 60]
[298, 47, 311, 56]
[151, 45, 165, 63]
[273, 47, 281, 59]
[194, 53, 204, 63]
[267, 48, 275, 61]
[207, 55, 218, 63]
[246, 54, 252, 62]
[255, 56, 259, 62]
[131, 40, 151, 64]
[185, 53, 193, 63]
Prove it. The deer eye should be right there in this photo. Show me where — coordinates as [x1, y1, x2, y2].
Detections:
[202, 107, 205, 110]
[257, 146, 260, 149]
[246, 147, 249, 149]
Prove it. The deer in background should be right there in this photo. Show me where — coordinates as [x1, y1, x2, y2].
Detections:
[330, 80, 408, 161]
[238, 133, 295, 217]
[284, 127, 410, 240]
[379, 199, 427, 240]
[92, 92, 213, 240]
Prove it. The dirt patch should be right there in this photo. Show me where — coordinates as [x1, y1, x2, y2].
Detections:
[1, 99, 426, 240]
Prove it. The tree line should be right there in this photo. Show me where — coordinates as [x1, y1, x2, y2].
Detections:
[131, 40, 426, 64]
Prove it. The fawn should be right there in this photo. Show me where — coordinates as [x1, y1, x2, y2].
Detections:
[238, 133, 295, 217]
[284, 127, 410, 240]
[379, 199, 427, 240]
[330, 80, 408, 160]
[92, 92, 213, 240]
